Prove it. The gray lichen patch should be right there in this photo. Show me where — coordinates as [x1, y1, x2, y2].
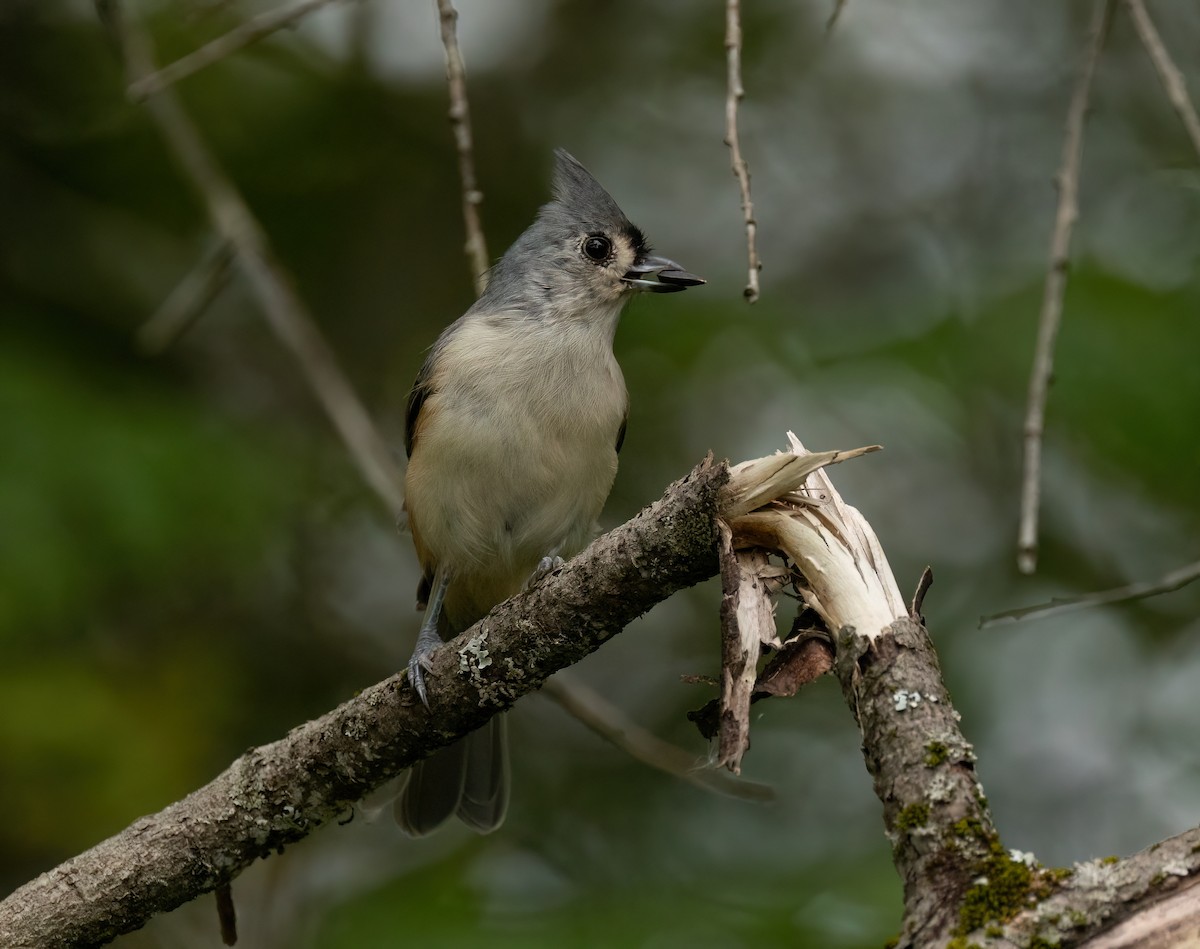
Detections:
[457, 628, 493, 676]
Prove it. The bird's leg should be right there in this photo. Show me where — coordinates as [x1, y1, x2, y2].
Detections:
[407, 564, 452, 707]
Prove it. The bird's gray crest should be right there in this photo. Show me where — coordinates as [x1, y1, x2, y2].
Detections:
[474, 148, 663, 309]
[548, 149, 631, 230]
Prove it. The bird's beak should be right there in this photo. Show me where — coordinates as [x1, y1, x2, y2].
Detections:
[622, 254, 706, 293]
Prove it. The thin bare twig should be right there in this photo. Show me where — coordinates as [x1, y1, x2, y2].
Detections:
[127, 0, 345, 101]
[1016, 0, 1114, 575]
[981, 557, 1200, 629]
[1123, 0, 1200, 161]
[826, 0, 850, 33]
[137, 238, 234, 353]
[724, 0, 761, 303]
[542, 673, 774, 803]
[105, 0, 406, 516]
[436, 0, 489, 296]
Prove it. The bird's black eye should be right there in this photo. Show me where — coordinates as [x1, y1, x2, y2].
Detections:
[582, 235, 612, 263]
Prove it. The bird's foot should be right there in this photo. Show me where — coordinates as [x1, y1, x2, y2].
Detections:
[525, 555, 565, 590]
[406, 625, 442, 707]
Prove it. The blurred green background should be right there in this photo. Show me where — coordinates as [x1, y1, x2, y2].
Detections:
[3, 0, 1200, 946]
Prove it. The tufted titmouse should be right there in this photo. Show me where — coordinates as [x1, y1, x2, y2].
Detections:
[395, 149, 704, 836]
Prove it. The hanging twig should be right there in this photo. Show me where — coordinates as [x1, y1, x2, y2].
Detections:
[981, 557, 1200, 629]
[1123, 0, 1200, 161]
[103, 0, 407, 517]
[1016, 0, 1114, 575]
[825, 0, 850, 33]
[724, 0, 761, 303]
[127, 0, 345, 101]
[435, 0, 489, 296]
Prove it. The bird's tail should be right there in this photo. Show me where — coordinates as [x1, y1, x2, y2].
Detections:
[394, 608, 510, 837]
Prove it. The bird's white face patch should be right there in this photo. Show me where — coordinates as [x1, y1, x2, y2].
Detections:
[572, 228, 643, 303]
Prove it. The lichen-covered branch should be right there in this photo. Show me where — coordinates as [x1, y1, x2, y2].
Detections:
[4, 427, 1197, 946]
[726, 438, 1002, 943]
[833, 618, 1200, 949]
[836, 619, 1003, 945]
[1, 435, 894, 947]
[0, 458, 730, 948]
[720, 437, 1200, 947]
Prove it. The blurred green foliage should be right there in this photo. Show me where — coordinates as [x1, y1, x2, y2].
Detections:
[2, 1, 1200, 947]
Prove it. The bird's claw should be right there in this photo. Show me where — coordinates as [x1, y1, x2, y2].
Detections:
[406, 632, 439, 707]
[407, 652, 435, 706]
[525, 555, 565, 590]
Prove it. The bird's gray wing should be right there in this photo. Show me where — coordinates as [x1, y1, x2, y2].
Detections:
[404, 355, 436, 459]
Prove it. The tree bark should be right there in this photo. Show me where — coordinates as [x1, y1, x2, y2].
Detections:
[0, 459, 728, 948]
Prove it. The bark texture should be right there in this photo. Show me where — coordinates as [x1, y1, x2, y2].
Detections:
[0, 459, 728, 949]
[837, 619, 1000, 945]
[837, 618, 1200, 948]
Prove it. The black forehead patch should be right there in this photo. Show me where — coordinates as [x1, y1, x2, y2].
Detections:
[622, 223, 649, 258]
[532, 150, 653, 262]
